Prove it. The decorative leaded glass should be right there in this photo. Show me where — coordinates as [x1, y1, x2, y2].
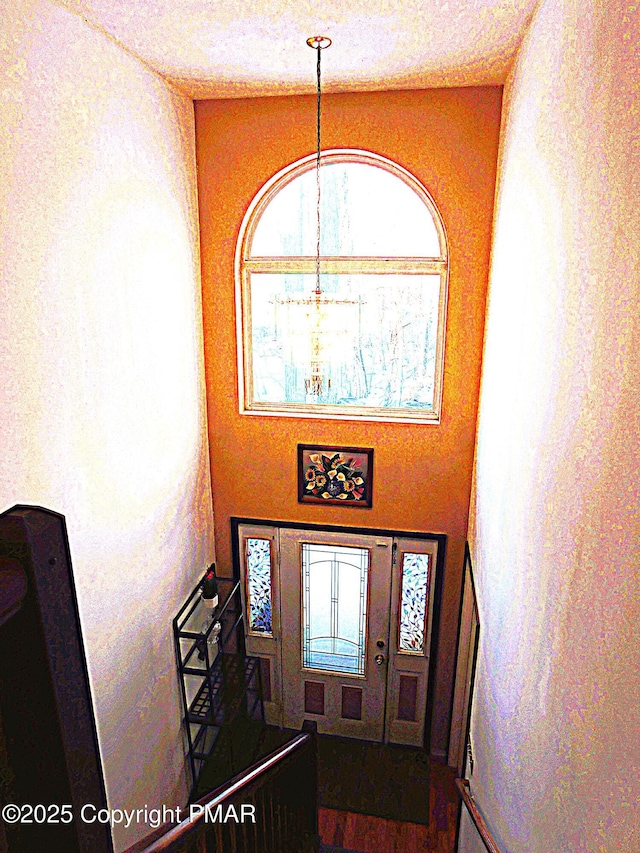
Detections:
[246, 538, 273, 635]
[302, 543, 369, 675]
[398, 552, 430, 653]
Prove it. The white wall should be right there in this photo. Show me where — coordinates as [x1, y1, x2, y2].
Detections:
[468, 0, 640, 850]
[1, 2, 215, 850]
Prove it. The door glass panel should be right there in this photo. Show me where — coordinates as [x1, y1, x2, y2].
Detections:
[398, 552, 430, 653]
[246, 538, 273, 635]
[302, 543, 369, 675]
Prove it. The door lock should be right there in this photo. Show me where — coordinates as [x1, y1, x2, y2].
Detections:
[374, 654, 385, 666]
[376, 640, 385, 649]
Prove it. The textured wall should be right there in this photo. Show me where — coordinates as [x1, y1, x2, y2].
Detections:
[468, 0, 640, 849]
[1, 2, 215, 850]
[195, 87, 502, 754]
[458, 808, 492, 853]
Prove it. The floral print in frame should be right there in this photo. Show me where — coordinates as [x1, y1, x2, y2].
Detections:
[297, 445, 373, 508]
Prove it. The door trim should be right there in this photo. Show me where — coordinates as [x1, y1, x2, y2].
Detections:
[231, 517, 446, 753]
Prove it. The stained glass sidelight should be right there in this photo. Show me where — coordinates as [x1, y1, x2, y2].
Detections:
[246, 538, 273, 635]
[302, 543, 369, 675]
[398, 552, 430, 653]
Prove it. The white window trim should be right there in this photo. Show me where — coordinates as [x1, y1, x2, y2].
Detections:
[235, 148, 449, 424]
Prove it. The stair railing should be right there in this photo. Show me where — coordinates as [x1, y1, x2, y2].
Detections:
[456, 778, 502, 853]
[129, 733, 317, 853]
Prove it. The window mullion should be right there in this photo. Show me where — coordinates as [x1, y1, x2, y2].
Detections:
[245, 256, 447, 275]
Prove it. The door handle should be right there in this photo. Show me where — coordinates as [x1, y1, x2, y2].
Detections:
[374, 654, 385, 666]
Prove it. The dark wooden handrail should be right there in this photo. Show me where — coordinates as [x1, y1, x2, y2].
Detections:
[456, 778, 502, 853]
[131, 733, 315, 853]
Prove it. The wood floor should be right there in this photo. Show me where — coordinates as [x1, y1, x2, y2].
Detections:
[318, 759, 459, 853]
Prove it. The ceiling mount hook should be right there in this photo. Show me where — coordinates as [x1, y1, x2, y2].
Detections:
[306, 35, 332, 50]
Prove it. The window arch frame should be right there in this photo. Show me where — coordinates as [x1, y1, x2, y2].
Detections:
[235, 148, 449, 423]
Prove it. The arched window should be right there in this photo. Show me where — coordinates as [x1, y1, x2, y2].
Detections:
[236, 149, 448, 422]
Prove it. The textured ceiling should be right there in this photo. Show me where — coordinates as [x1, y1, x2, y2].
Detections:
[58, 0, 538, 98]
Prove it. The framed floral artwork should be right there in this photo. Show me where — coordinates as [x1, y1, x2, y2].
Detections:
[297, 445, 374, 508]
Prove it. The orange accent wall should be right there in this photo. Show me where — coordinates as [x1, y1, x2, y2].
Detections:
[195, 87, 502, 752]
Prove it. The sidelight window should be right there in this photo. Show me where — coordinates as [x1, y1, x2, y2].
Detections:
[398, 552, 430, 654]
[245, 537, 273, 635]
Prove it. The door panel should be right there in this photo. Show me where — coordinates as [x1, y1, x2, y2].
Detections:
[280, 528, 392, 741]
[385, 538, 438, 746]
[237, 524, 283, 726]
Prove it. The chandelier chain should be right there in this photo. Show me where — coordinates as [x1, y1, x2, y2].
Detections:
[304, 36, 331, 396]
[315, 43, 322, 295]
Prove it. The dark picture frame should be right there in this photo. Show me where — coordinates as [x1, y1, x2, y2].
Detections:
[297, 444, 374, 508]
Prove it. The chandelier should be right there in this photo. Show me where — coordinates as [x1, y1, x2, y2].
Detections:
[274, 36, 359, 400]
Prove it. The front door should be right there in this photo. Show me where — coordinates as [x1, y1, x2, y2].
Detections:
[280, 528, 391, 741]
[237, 523, 439, 747]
